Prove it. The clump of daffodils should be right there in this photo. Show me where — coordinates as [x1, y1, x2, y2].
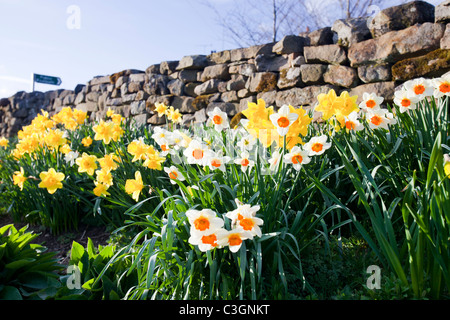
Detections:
[186, 199, 263, 253]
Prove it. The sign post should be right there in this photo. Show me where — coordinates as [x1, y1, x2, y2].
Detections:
[32, 73, 62, 91]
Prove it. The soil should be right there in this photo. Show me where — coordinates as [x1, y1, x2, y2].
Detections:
[0, 213, 111, 266]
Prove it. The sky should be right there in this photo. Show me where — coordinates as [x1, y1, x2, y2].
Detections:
[0, 0, 443, 98]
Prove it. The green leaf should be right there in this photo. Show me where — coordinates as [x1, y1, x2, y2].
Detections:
[0, 286, 23, 300]
[5, 258, 36, 269]
[82, 278, 95, 290]
[70, 241, 85, 263]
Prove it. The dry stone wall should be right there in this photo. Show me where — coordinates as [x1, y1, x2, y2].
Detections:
[1, 0, 450, 137]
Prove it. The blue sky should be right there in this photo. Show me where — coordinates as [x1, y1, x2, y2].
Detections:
[0, 0, 443, 98]
[0, 0, 234, 97]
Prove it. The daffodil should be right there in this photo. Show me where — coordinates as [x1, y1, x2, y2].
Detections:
[225, 200, 263, 237]
[73, 109, 88, 125]
[13, 167, 27, 191]
[38, 168, 65, 194]
[127, 138, 151, 162]
[106, 107, 115, 118]
[143, 152, 166, 170]
[315, 89, 339, 121]
[93, 181, 110, 197]
[366, 108, 397, 130]
[81, 136, 93, 147]
[358, 92, 383, 111]
[44, 129, 67, 150]
[183, 139, 209, 166]
[303, 135, 332, 156]
[205, 151, 231, 173]
[433, 74, 450, 98]
[268, 149, 282, 172]
[236, 134, 257, 151]
[75, 152, 98, 176]
[0, 137, 8, 148]
[283, 146, 311, 171]
[234, 151, 254, 172]
[333, 91, 359, 128]
[366, 109, 397, 130]
[217, 228, 253, 253]
[95, 169, 113, 187]
[269, 104, 299, 136]
[186, 209, 224, 235]
[207, 107, 229, 132]
[155, 102, 168, 117]
[125, 171, 144, 202]
[241, 99, 277, 148]
[403, 78, 433, 101]
[167, 106, 182, 124]
[93, 120, 116, 144]
[64, 151, 79, 167]
[188, 228, 226, 252]
[344, 111, 364, 132]
[164, 166, 185, 185]
[394, 89, 419, 113]
[98, 153, 120, 172]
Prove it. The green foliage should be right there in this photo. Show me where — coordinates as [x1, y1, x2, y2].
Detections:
[0, 224, 63, 300]
[55, 238, 136, 300]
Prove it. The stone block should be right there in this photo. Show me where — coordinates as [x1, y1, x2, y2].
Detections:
[369, 0, 435, 38]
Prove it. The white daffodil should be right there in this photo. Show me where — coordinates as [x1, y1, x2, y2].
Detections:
[64, 151, 79, 167]
[205, 150, 231, 173]
[236, 134, 257, 152]
[283, 146, 311, 171]
[234, 151, 255, 172]
[303, 135, 332, 156]
[432, 74, 450, 99]
[217, 228, 254, 253]
[344, 111, 364, 132]
[403, 77, 433, 101]
[183, 139, 209, 166]
[358, 92, 383, 111]
[207, 107, 229, 132]
[269, 104, 298, 136]
[164, 165, 186, 185]
[186, 209, 225, 235]
[393, 89, 420, 113]
[366, 108, 397, 130]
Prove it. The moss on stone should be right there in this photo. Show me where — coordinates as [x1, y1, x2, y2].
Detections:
[230, 111, 246, 129]
[255, 73, 278, 92]
[192, 94, 213, 110]
[391, 49, 450, 81]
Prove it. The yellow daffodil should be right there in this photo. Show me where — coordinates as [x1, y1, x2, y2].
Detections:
[155, 103, 168, 117]
[13, 167, 27, 191]
[127, 138, 151, 162]
[93, 181, 110, 197]
[444, 154, 450, 177]
[95, 169, 113, 187]
[98, 153, 120, 172]
[143, 152, 166, 170]
[38, 168, 65, 194]
[75, 152, 98, 176]
[44, 129, 67, 150]
[125, 171, 144, 202]
[93, 120, 116, 145]
[73, 109, 88, 125]
[81, 136, 93, 147]
[241, 99, 278, 148]
[0, 137, 8, 148]
[167, 106, 182, 124]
